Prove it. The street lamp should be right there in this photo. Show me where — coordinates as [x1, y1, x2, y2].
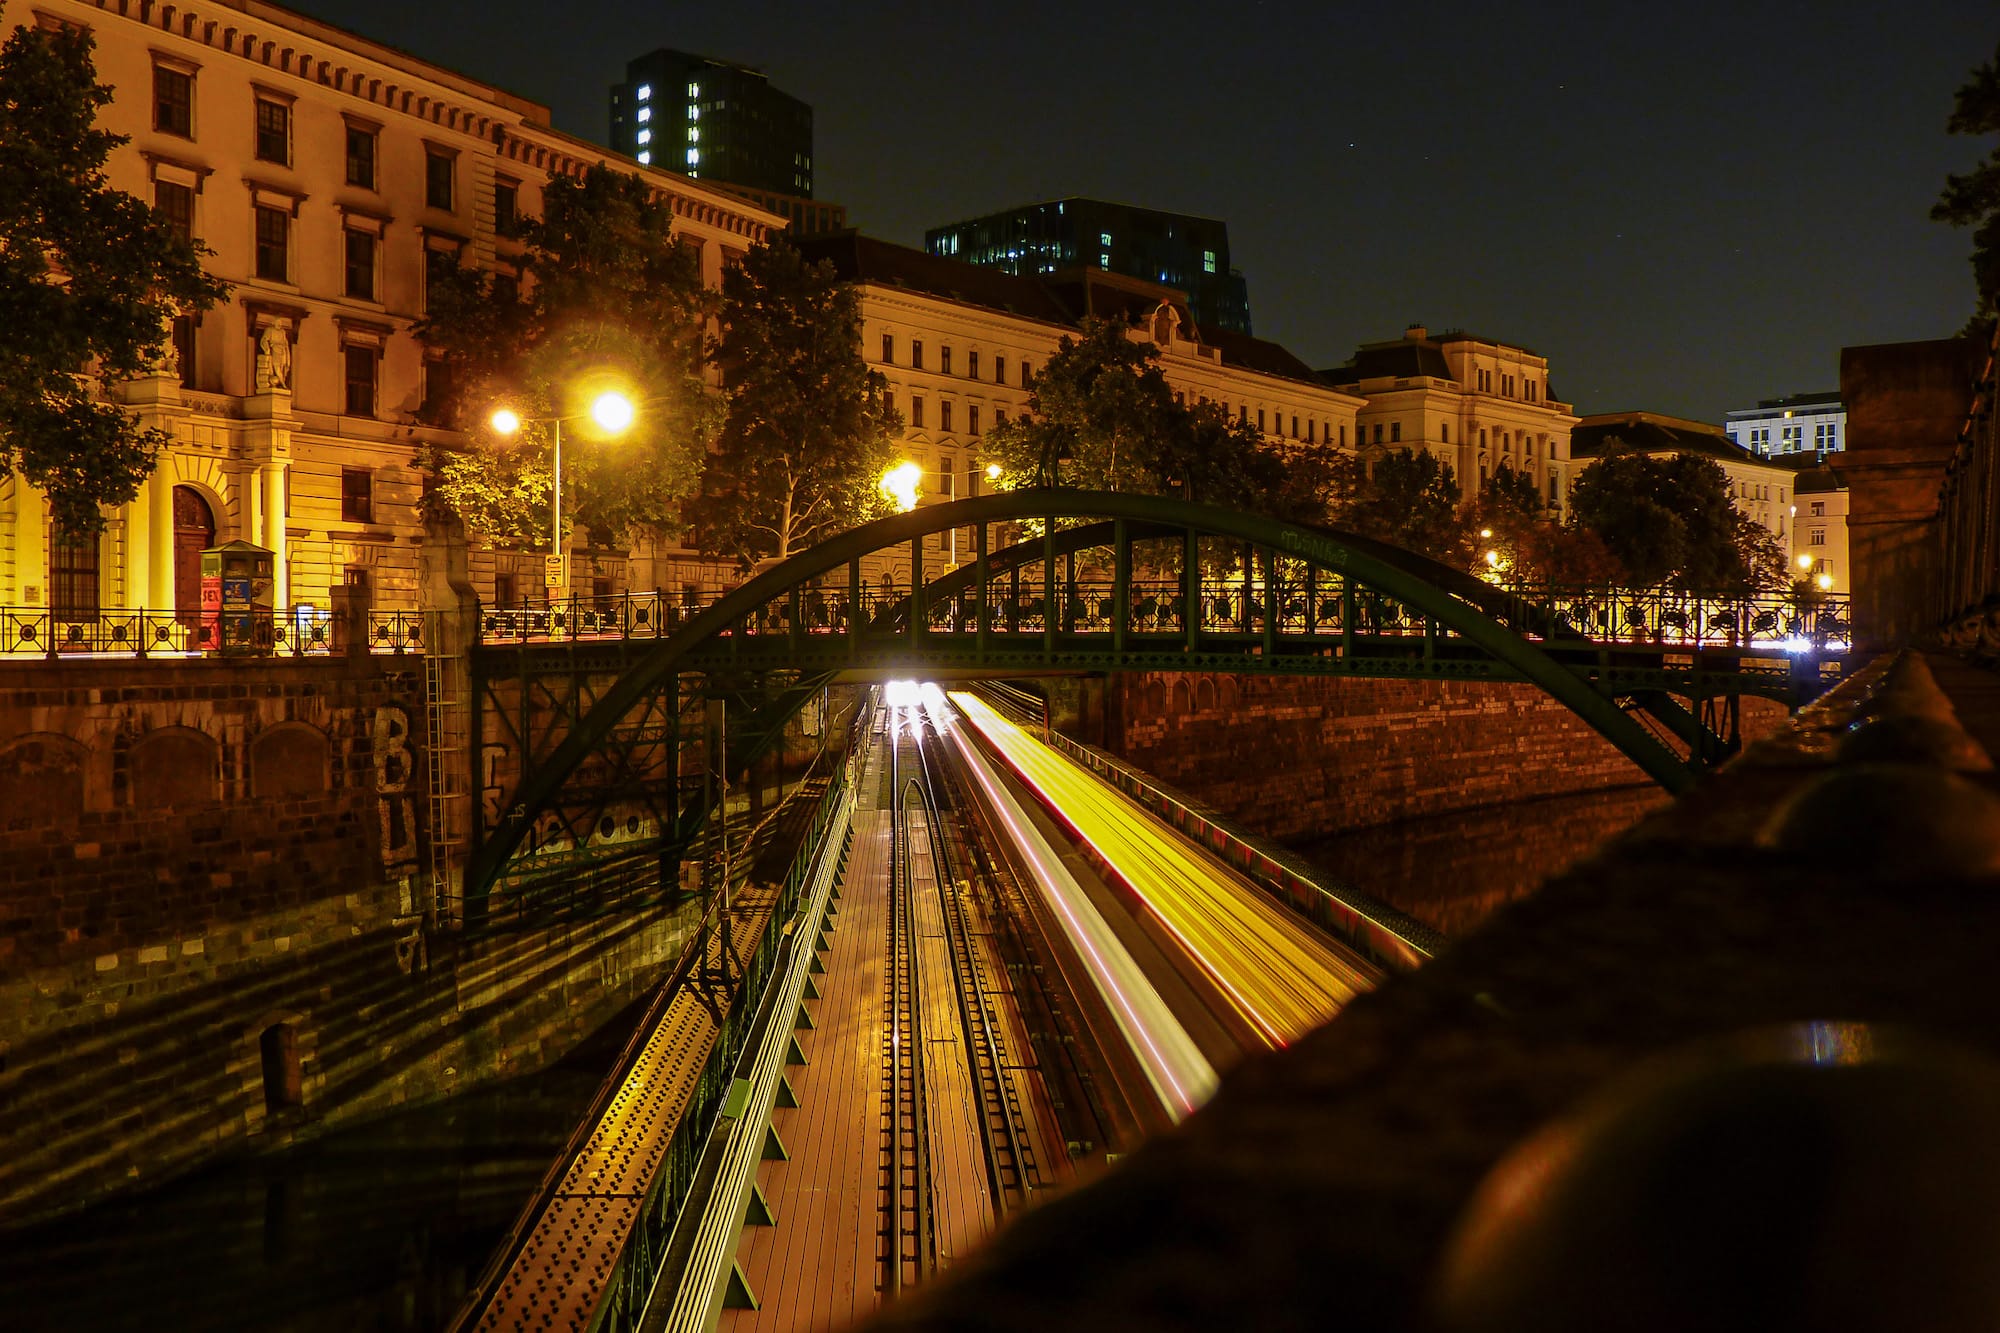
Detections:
[490, 389, 636, 594]
[879, 460, 922, 513]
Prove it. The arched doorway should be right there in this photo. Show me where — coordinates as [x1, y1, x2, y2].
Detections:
[172, 486, 214, 622]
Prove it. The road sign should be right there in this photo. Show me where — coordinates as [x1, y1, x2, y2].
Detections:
[544, 554, 566, 587]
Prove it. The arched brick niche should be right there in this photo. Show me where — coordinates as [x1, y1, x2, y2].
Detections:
[0, 733, 87, 830]
[249, 723, 330, 800]
[128, 727, 220, 810]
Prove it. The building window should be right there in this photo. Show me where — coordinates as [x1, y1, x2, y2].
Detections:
[1373, 424, 1384, 444]
[994, 356, 1005, 385]
[910, 397, 925, 429]
[1021, 361, 1032, 387]
[1203, 249, 1216, 274]
[1440, 422, 1450, 445]
[253, 205, 288, 282]
[941, 400, 953, 433]
[495, 180, 519, 234]
[171, 313, 196, 388]
[423, 358, 455, 416]
[941, 346, 953, 376]
[994, 408, 1007, 428]
[341, 466, 374, 523]
[1810, 501, 1825, 517]
[1291, 415, 1299, 438]
[968, 350, 980, 380]
[342, 347, 377, 418]
[968, 405, 981, 436]
[881, 332, 894, 364]
[1811, 527, 1826, 546]
[426, 150, 454, 211]
[345, 125, 376, 188]
[1390, 421, 1401, 443]
[425, 247, 460, 311]
[254, 97, 290, 165]
[154, 66, 193, 138]
[344, 229, 376, 300]
[911, 340, 924, 371]
[51, 525, 100, 623]
[940, 455, 955, 496]
[154, 179, 194, 241]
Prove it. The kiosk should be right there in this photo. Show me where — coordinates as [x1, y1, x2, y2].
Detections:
[199, 540, 276, 655]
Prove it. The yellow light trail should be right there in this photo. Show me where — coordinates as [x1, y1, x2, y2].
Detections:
[949, 691, 1370, 1047]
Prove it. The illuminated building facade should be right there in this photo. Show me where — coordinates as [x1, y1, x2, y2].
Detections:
[1, 0, 780, 626]
[1321, 326, 1579, 518]
[1790, 465, 1851, 595]
[1724, 391, 1845, 462]
[793, 232, 1362, 568]
[925, 199, 1254, 336]
[609, 49, 812, 197]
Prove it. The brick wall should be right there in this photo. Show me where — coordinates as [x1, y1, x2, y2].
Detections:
[0, 655, 695, 1227]
[1082, 672, 1787, 844]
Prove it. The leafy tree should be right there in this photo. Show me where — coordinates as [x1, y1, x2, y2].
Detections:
[983, 317, 1177, 490]
[690, 241, 901, 565]
[1733, 516, 1792, 593]
[1567, 445, 1749, 588]
[416, 165, 718, 546]
[1469, 463, 1544, 573]
[0, 24, 227, 536]
[1933, 40, 2000, 317]
[1330, 448, 1472, 565]
[1513, 522, 1627, 585]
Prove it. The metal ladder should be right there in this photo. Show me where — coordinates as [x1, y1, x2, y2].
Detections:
[422, 614, 467, 928]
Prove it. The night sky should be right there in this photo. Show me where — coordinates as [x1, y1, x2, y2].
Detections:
[296, 0, 1995, 422]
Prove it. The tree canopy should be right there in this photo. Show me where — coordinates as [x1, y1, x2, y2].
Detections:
[1933, 40, 2000, 318]
[0, 24, 226, 536]
[1329, 448, 1473, 566]
[982, 317, 1177, 491]
[416, 165, 718, 546]
[689, 240, 901, 566]
[1566, 446, 1768, 589]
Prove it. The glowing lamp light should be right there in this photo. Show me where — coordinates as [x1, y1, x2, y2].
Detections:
[1483, 550, 1500, 567]
[490, 407, 523, 436]
[985, 462, 1002, 481]
[1797, 554, 1815, 570]
[1817, 573, 1834, 591]
[590, 391, 636, 434]
[880, 460, 922, 513]
[1479, 528, 1493, 539]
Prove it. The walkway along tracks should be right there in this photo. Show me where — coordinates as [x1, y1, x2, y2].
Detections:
[451, 766, 854, 1333]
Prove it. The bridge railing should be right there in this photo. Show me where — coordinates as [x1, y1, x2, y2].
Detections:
[0, 604, 437, 659]
[462, 577, 1851, 656]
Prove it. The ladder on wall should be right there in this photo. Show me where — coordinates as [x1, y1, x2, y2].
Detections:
[423, 614, 467, 929]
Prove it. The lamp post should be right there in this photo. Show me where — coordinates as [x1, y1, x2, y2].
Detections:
[491, 390, 635, 596]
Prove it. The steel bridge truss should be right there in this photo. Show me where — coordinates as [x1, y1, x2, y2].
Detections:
[464, 490, 1847, 911]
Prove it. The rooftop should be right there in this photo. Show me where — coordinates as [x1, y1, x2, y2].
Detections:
[1571, 411, 1805, 469]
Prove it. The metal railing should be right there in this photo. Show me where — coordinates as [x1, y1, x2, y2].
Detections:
[0, 605, 420, 659]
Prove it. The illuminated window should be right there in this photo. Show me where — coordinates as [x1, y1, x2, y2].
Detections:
[637, 130, 651, 145]
[1203, 250, 1216, 273]
[637, 107, 651, 123]
[1099, 231, 1112, 246]
[637, 83, 652, 100]
[687, 148, 700, 164]
[637, 151, 651, 164]
[687, 82, 700, 96]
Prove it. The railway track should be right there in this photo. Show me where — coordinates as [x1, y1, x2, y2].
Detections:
[880, 704, 934, 1294]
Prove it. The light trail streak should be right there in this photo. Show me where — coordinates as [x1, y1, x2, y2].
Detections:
[920, 685, 1218, 1120]
[948, 691, 1369, 1048]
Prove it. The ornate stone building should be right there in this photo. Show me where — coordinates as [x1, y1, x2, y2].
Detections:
[794, 232, 1366, 572]
[1, 0, 780, 627]
[1321, 325, 1579, 518]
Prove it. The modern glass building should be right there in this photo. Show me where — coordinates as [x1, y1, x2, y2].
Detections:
[924, 198, 1253, 335]
[1724, 390, 1844, 461]
[609, 49, 812, 197]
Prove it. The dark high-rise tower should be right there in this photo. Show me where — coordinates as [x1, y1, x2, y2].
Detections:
[609, 49, 812, 198]
[924, 198, 1252, 334]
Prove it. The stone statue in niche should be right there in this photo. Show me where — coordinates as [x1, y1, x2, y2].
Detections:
[1152, 301, 1184, 346]
[255, 321, 292, 391]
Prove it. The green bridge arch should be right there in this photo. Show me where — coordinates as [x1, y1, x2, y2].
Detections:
[466, 489, 1817, 905]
